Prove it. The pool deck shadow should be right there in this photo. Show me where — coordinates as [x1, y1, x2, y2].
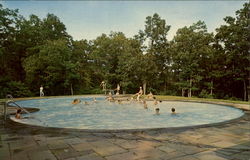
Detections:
[0, 102, 249, 160]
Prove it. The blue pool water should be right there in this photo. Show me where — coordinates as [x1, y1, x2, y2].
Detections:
[10, 97, 244, 130]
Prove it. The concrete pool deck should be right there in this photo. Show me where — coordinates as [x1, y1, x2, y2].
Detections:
[0, 100, 249, 160]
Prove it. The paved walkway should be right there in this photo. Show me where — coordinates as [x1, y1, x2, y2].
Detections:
[0, 102, 249, 160]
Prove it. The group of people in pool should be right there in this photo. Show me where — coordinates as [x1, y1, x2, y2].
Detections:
[15, 86, 176, 119]
[143, 96, 176, 115]
[82, 86, 177, 115]
[134, 86, 177, 115]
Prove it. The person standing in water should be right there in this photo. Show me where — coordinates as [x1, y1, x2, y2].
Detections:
[136, 86, 143, 101]
[40, 85, 44, 97]
[116, 84, 120, 95]
[100, 81, 107, 94]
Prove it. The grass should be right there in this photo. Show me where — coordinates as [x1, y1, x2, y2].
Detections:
[152, 95, 250, 105]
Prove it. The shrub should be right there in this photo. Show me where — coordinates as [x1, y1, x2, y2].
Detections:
[0, 81, 33, 98]
[198, 89, 213, 98]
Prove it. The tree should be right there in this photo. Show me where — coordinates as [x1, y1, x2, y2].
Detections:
[171, 21, 214, 97]
[71, 40, 92, 93]
[117, 37, 158, 94]
[0, 4, 22, 81]
[142, 13, 171, 93]
[23, 39, 78, 95]
[90, 32, 131, 91]
[215, 2, 250, 100]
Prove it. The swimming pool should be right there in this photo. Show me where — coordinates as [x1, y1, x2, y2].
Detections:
[10, 97, 244, 130]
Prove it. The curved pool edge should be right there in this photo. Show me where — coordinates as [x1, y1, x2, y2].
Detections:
[5, 98, 248, 133]
[6, 111, 248, 134]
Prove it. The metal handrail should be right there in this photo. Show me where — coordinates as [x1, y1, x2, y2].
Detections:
[6, 100, 31, 114]
[6, 94, 13, 99]
[4, 98, 48, 126]
[4, 100, 31, 121]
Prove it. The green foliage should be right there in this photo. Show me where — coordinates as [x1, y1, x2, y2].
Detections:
[79, 88, 103, 94]
[215, 2, 250, 101]
[23, 39, 78, 95]
[0, 3, 248, 101]
[0, 79, 32, 98]
[198, 89, 213, 98]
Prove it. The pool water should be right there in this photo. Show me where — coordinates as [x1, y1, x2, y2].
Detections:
[11, 97, 244, 130]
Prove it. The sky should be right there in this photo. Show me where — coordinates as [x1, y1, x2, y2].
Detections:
[2, 1, 247, 41]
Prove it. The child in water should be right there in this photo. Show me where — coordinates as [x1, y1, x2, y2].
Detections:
[15, 109, 22, 119]
[117, 99, 122, 104]
[84, 101, 90, 105]
[171, 108, 176, 114]
[155, 108, 160, 115]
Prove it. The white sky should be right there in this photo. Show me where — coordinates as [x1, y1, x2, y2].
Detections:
[2, 1, 247, 41]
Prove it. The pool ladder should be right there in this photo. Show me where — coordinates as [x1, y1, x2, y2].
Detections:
[3, 95, 48, 126]
[4, 94, 31, 121]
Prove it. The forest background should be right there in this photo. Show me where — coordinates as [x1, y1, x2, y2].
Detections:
[0, 2, 249, 101]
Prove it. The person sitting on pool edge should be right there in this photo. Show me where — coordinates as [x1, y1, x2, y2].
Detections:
[72, 99, 81, 104]
[15, 109, 22, 119]
[155, 108, 160, 115]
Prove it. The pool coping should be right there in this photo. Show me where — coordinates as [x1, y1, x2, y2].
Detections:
[5, 97, 249, 133]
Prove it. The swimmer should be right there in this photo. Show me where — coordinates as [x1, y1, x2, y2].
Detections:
[171, 108, 176, 114]
[72, 99, 81, 104]
[107, 96, 115, 102]
[153, 97, 158, 105]
[155, 108, 160, 115]
[117, 99, 122, 104]
[107, 91, 114, 102]
[15, 109, 22, 119]
[84, 101, 90, 105]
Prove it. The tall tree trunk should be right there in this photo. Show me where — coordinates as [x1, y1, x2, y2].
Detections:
[70, 83, 74, 95]
[210, 80, 213, 96]
[164, 79, 167, 94]
[143, 81, 147, 95]
[188, 79, 192, 97]
[182, 88, 184, 97]
[243, 80, 246, 101]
